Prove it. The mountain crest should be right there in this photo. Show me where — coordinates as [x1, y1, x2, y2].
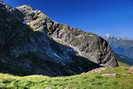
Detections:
[0, 1, 118, 76]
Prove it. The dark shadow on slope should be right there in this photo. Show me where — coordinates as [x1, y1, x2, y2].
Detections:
[0, 5, 101, 77]
[0, 35, 101, 76]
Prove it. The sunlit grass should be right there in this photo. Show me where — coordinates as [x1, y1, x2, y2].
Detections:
[0, 66, 132, 89]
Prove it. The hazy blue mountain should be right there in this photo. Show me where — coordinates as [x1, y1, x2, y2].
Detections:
[103, 35, 133, 65]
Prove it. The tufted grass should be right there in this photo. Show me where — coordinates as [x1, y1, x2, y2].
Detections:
[0, 66, 132, 89]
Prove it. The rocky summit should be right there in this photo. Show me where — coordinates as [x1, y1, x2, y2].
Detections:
[0, 1, 118, 76]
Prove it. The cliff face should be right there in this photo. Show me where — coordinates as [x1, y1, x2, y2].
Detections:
[0, 1, 118, 76]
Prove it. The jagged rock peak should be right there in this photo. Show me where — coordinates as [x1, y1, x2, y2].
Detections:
[16, 5, 50, 24]
[0, 1, 118, 76]
[16, 4, 118, 67]
[17, 5, 33, 10]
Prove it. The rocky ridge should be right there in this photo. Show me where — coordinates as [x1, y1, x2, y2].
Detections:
[0, 1, 118, 76]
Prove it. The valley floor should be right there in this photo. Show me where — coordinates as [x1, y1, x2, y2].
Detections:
[0, 66, 133, 89]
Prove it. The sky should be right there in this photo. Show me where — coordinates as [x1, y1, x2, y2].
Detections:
[3, 0, 133, 39]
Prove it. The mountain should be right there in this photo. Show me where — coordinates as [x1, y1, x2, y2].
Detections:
[103, 35, 133, 65]
[0, 1, 118, 76]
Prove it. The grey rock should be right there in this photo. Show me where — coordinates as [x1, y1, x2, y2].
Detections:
[101, 73, 117, 77]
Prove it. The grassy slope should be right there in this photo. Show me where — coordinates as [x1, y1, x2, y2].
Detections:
[0, 66, 133, 89]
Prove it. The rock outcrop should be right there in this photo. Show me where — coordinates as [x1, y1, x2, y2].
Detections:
[0, 1, 118, 76]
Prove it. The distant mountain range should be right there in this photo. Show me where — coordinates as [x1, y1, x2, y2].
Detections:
[102, 34, 133, 65]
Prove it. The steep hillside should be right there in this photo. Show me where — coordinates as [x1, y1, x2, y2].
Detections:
[0, 1, 118, 76]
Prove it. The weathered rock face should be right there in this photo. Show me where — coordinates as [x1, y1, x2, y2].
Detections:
[0, 1, 118, 76]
